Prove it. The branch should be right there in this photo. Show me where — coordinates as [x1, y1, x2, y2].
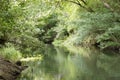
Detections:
[66, 0, 94, 12]
[67, 0, 83, 7]
[81, 0, 87, 5]
[100, 0, 114, 12]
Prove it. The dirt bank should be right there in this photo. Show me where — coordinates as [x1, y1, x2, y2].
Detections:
[0, 57, 27, 80]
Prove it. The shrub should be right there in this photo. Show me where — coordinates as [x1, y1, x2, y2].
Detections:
[0, 44, 22, 61]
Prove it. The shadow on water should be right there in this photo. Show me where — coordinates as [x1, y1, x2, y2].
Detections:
[18, 45, 120, 80]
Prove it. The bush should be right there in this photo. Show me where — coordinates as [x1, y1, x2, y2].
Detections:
[54, 12, 120, 49]
[0, 44, 22, 61]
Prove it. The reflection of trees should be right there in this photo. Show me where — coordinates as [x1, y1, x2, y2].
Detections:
[19, 46, 120, 80]
[38, 45, 73, 80]
[40, 45, 59, 75]
[97, 53, 120, 79]
[70, 47, 101, 80]
[39, 46, 71, 80]
[74, 47, 120, 80]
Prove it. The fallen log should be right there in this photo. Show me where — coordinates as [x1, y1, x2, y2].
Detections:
[0, 56, 27, 80]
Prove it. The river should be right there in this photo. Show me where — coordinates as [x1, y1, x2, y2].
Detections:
[18, 45, 120, 80]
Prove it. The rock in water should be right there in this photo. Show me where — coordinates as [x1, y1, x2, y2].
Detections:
[0, 57, 27, 80]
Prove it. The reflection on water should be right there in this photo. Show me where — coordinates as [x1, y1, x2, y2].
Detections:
[18, 45, 120, 80]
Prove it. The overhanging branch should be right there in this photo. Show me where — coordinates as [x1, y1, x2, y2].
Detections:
[66, 0, 94, 12]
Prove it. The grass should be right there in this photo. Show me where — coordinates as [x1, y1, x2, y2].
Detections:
[0, 46, 22, 62]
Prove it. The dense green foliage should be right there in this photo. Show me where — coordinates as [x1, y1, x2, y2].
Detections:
[53, 0, 120, 50]
[0, 0, 120, 60]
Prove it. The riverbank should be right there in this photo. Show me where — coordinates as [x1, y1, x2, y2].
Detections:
[0, 56, 27, 80]
[53, 37, 120, 54]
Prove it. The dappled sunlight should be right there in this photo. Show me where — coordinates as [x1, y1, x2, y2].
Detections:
[20, 55, 43, 62]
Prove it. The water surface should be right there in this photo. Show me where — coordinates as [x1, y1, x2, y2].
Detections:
[18, 45, 120, 80]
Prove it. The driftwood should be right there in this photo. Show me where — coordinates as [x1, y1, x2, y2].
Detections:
[0, 57, 27, 80]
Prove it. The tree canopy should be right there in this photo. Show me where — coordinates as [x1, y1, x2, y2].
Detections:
[0, 0, 120, 59]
